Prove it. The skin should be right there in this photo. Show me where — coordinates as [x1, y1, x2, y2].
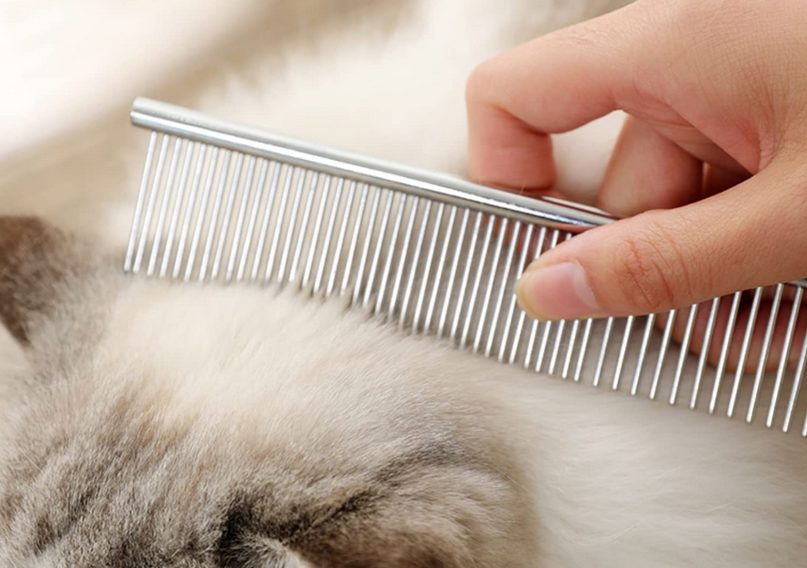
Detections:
[465, 0, 807, 324]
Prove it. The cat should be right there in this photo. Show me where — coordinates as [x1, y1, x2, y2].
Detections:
[0, 217, 539, 565]
[2, 0, 807, 566]
[1, 215, 807, 567]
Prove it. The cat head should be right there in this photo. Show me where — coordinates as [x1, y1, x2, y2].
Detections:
[0, 216, 537, 567]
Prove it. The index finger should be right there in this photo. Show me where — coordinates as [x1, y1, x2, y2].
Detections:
[465, 3, 650, 193]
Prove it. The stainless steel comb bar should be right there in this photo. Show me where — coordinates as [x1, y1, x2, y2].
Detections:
[130, 98, 613, 233]
[126, 99, 807, 437]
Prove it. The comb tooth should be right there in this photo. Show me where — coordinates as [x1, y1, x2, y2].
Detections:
[334, 182, 364, 298]
[630, 314, 656, 395]
[315, 178, 346, 296]
[235, 159, 270, 282]
[160, 142, 197, 278]
[171, 146, 218, 280]
[522, 229, 552, 368]
[125, 131, 158, 273]
[450, 211, 484, 343]
[351, 186, 383, 306]
[533, 230, 561, 371]
[197, 151, 233, 282]
[460, 215, 496, 348]
[785, 304, 807, 432]
[497, 223, 533, 363]
[747, 284, 785, 423]
[547, 319, 567, 375]
[689, 298, 720, 409]
[548, 233, 574, 373]
[803, 405, 807, 438]
[612, 315, 636, 391]
[573, 318, 595, 382]
[277, 170, 309, 285]
[413, 202, 447, 334]
[287, 172, 320, 285]
[424, 205, 459, 334]
[561, 317, 581, 379]
[210, 153, 246, 281]
[386, 195, 419, 319]
[172, 145, 209, 279]
[485, 220, 521, 358]
[437, 209, 471, 338]
[728, 287, 763, 417]
[133, 134, 170, 274]
[302, 176, 332, 291]
[547, 320, 566, 375]
[510, 226, 547, 364]
[365, 191, 399, 310]
[767, 286, 803, 427]
[473, 216, 508, 353]
[184, 148, 222, 282]
[437, 208, 470, 337]
[223, 156, 257, 282]
[523, 319, 540, 370]
[334, 181, 363, 298]
[592, 317, 615, 386]
[263, 166, 296, 283]
[548, 309, 570, 374]
[249, 162, 284, 282]
[313, 179, 344, 295]
[399, 199, 432, 330]
[650, 309, 678, 400]
[376, 193, 410, 316]
[147, 138, 184, 277]
[709, 291, 742, 414]
[670, 304, 698, 404]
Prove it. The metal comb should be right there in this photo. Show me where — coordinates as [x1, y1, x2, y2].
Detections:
[125, 98, 807, 436]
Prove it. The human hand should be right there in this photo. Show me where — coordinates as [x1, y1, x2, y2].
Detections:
[466, 0, 807, 323]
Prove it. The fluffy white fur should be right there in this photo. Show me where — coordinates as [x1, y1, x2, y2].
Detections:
[51, 282, 807, 564]
[2, 0, 806, 565]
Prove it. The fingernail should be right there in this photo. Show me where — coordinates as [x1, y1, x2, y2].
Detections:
[516, 262, 601, 320]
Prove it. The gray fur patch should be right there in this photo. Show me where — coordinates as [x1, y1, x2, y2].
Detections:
[0, 217, 66, 344]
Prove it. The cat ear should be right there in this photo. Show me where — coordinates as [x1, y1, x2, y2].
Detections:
[0, 216, 77, 345]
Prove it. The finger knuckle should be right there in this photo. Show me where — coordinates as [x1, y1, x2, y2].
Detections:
[465, 59, 500, 106]
[611, 217, 694, 313]
[552, 22, 611, 52]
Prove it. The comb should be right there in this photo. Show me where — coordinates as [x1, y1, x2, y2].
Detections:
[125, 98, 807, 436]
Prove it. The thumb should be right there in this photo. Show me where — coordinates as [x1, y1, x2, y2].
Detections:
[516, 163, 807, 320]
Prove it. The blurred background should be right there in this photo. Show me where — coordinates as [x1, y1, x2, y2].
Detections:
[0, 0, 629, 240]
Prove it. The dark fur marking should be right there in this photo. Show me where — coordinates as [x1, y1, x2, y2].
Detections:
[0, 216, 65, 344]
[216, 441, 477, 567]
[370, 441, 474, 486]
